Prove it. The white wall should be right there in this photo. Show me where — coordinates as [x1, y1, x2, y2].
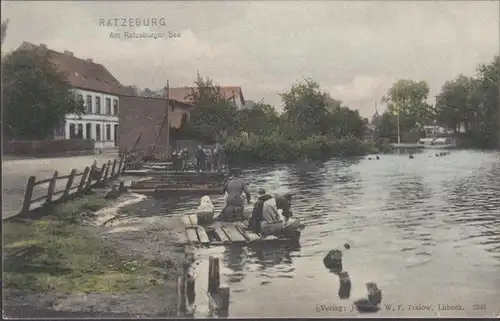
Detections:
[62, 88, 119, 149]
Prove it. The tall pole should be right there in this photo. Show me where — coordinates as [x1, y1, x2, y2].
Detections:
[397, 108, 401, 144]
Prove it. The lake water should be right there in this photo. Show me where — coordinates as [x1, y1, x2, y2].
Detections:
[123, 149, 500, 318]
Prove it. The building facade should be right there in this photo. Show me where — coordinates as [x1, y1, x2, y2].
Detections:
[18, 42, 123, 150]
[118, 95, 193, 159]
[62, 89, 120, 149]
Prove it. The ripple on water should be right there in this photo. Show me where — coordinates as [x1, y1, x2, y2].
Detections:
[125, 151, 500, 318]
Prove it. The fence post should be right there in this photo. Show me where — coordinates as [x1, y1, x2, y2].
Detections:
[111, 159, 117, 177]
[79, 167, 90, 192]
[46, 171, 59, 203]
[208, 256, 220, 294]
[22, 176, 36, 213]
[117, 157, 124, 175]
[177, 275, 187, 316]
[97, 164, 107, 186]
[104, 160, 111, 180]
[62, 169, 77, 198]
[217, 285, 230, 311]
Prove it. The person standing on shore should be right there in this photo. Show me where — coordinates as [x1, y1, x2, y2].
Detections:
[195, 145, 205, 172]
[206, 149, 214, 171]
[218, 146, 227, 171]
[181, 148, 189, 171]
[213, 148, 219, 171]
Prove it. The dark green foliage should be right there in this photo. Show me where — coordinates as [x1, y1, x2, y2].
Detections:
[2, 50, 85, 140]
[177, 75, 370, 164]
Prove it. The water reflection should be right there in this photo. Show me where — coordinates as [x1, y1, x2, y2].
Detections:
[123, 151, 500, 317]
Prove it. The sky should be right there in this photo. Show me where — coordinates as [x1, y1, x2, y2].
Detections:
[2, 0, 499, 117]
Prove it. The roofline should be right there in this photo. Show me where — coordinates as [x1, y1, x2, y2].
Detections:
[72, 86, 122, 97]
[118, 93, 194, 107]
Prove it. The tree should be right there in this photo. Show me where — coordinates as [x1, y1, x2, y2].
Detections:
[2, 50, 85, 140]
[280, 78, 331, 138]
[382, 80, 434, 132]
[435, 75, 475, 133]
[187, 73, 239, 143]
[236, 101, 279, 136]
[471, 56, 500, 148]
[435, 56, 499, 148]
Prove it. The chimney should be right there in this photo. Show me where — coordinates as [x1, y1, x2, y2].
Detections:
[64, 50, 73, 56]
[86, 58, 93, 63]
[39, 43, 47, 50]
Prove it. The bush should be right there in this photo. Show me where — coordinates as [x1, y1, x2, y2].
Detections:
[224, 133, 368, 165]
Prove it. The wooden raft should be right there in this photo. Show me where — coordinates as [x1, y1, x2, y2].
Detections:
[181, 220, 263, 246]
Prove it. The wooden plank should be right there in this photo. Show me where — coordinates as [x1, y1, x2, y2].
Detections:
[196, 226, 210, 245]
[235, 224, 261, 242]
[185, 227, 200, 244]
[221, 224, 247, 243]
[214, 227, 231, 244]
[188, 214, 198, 226]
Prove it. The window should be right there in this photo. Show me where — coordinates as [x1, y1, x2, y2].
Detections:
[86, 123, 91, 139]
[69, 123, 76, 138]
[106, 98, 111, 114]
[106, 124, 111, 141]
[114, 124, 118, 146]
[77, 124, 83, 138]
[96, 124, 101, 141]
[86, 95, 92, 113]
[76, 94, 84, 107]
[95, 96, 101, 114]
[113, 99, 118, 115]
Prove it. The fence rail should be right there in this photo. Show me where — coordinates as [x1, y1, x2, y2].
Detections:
[20, 157, 125, 215]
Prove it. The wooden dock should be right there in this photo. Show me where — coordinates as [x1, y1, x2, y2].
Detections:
[129, 179, 222, 195]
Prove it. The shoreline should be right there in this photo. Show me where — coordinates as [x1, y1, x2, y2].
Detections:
[3, 189, 189, 318]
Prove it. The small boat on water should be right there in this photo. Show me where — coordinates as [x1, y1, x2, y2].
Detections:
[417, 137, 457, 149]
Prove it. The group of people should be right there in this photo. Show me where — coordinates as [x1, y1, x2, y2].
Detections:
[172, 145, 227, 172]
[217, 169, 300, 238]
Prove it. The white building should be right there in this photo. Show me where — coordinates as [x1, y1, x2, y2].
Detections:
[18, 42, 123, 150]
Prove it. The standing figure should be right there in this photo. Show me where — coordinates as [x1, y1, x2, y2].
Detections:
[172, 150, 180, 170]
[196, 145, 206, 172]
[213, 148, 219, 171]
[206, 149, 213, 171]
[218, 169, 251, 222]
[218, 146, 227, 171]
[181, 148, 189, 171]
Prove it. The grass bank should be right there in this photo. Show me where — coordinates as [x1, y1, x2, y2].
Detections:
[3, 191, 183, 317]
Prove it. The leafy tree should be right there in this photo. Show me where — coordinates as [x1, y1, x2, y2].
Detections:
[279, 78, 330, 138]
[236, 101, 279, 136]
[435, 56, 499, 148]
[373, 112, 398, 141]
[382, 80, 434, 132]
[187, 73, 239, 143]
[2, 50, 85, 140]
[434, 75, 481, 133]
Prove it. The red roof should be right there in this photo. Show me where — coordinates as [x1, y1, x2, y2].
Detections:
[162, 86, 245, 106]
[17, 42, 123, 95]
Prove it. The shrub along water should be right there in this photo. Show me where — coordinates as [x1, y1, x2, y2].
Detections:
[224, 133, 369, 165]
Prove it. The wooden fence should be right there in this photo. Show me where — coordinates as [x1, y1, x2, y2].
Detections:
[21, 158, 125, 215]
